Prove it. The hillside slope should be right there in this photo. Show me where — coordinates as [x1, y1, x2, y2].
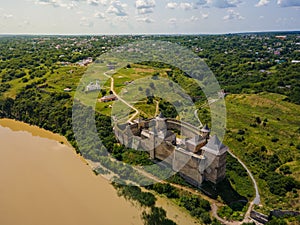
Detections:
[224, 93, 300, 212]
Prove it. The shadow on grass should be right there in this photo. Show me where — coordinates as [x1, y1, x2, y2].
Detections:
[201, 178, 248, 211]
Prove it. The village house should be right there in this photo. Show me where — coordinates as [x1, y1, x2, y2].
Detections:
[85, 80, 101, 92]
[99, 94, 118, 102]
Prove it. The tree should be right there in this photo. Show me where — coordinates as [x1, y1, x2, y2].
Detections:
[101, 89, 107, 96]
[142, 207, 176, 225]
[266, 218, 287, 225]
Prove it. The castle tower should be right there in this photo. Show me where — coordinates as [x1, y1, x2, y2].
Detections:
[154, 112, 168, 140]
[155, 112, 167, 131]
[201, 135, 227, 184]
[200, 124, 210, 139]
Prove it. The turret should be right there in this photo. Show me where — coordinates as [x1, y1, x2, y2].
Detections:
[200, 124, 210, 139]
[201, 135, 228, 184]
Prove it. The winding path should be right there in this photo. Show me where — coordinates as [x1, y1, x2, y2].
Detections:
[103, 70, 139, 123]
[228, 150, 260, 224]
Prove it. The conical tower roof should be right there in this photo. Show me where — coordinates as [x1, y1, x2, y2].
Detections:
[201, 135, 228, 155]
[201, 124, 210, 133]
[157, 112, 164, 119]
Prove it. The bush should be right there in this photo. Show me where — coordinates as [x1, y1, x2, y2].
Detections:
[142, 207, 177, 225]
[237, 129, 245, 135]
[266, 217, 287, 225]
[279, 165, 292, 175]
[199, 212, 211, 224]
[113, 184, 156, 207]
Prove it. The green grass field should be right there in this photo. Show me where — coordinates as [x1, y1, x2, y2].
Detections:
[224, 92, 300, 212]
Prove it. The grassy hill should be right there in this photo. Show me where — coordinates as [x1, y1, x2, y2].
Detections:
[224, 92, 300, 212]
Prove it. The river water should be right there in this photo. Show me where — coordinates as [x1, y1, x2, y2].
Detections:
[0, 119, 143, 225]
[0, 119, 199, 225]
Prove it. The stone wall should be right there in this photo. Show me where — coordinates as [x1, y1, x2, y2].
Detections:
[154, 141, 174, 165]
[204, 152, 226, 184]
[166, 119, 200, 138]
[173, 148, 205, 187]
[250, 211, 269, 224]
[270, 210, 300, 218]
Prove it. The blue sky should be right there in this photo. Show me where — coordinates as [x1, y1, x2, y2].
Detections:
[0, 0, 299, 34]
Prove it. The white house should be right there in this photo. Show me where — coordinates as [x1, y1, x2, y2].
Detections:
[85, 80, 101, 92]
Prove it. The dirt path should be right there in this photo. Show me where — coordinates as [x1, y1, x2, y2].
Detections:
[228, 150, 260, 224]
[103, 70, 139, 123]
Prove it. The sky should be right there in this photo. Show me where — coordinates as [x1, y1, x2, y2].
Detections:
[0, 0, 299, 34]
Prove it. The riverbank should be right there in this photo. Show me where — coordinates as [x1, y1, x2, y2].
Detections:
[0, 118, 69, 145]
[0, 118, 89, 165]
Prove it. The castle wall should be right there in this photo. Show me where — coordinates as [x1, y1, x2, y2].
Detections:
[173, 149, 204, 187]
[204, 151, 226, 184]
[166, 119, 200, 139]
[114, 129, 124, 144]
[185, 139, 206, 153]
[140, 137, 155, 158]
[131, 136, 141, 150]
[154, 141, 174, 165]
[129, 123, 140, 136]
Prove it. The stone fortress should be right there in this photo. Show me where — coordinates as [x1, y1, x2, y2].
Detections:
[114, 113, 228, 187]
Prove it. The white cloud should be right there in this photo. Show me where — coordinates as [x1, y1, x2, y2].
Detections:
[87, 0, 107, 6]
[188, 16, 200, 22]
[137, 8, 154, 14]
[106, 0, 127, 16]
[135, 0, 156, 14]
[202, 13, 209, 19]
[277, 0, 300, 7]
[34, 0, 77, 9]
[35, 0, 59, 7]
[137, 17, 155, 23]
[168, 18, 177, 25]
[185, 13, 208, 22]
[180, 2, 195, 10]
[166, 2, 178, 9]
[166, 2, 196, 10]
[94, 11, 105, 19]
[255, 0, 270, 7]
[18, 20, 31, 28]
[196, 0, 208, 6]
[207, 0, 240, 8]
[80, 17, 94, 27]
[223, 9, 244, 20]
[3, 14, 13, 19]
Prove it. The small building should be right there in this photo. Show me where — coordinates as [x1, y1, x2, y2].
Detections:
[291, 60, 300, 64]
[275, 35, 287, 40]
[77, 57, 93, 66]
[218, 90, 226, 99]
[100, 94, 118, 102]
[85, 81, 101, 92]
[64, 88, 72, 92]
